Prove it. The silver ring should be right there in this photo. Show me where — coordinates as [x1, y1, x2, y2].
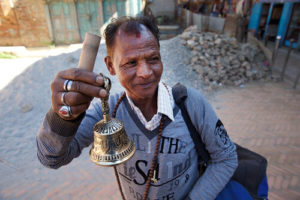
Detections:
[61, 92, 67, 105]
[67, 80, 73, 92]
[59, 105, 72, 118]
[63, 80, 69, 91]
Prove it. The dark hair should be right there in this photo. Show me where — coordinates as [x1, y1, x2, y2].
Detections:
[104, 16, 160, 57]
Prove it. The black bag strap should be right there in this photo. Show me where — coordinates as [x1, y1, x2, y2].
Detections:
[172, 83, 210, 164]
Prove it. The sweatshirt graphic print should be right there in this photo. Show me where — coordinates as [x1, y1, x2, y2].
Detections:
[115, 99, 199, 200]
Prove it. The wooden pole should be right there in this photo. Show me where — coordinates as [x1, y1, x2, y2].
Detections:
[280, 39, 294, 81]
[78, 33, 101, 72]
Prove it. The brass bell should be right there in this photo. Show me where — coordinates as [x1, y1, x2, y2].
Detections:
[89, 74, 136, 166]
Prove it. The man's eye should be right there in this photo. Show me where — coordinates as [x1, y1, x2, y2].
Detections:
[149, 57, 159, 62]
[126, 61, 137, 66]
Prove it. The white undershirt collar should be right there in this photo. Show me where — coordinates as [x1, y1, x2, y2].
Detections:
[126, 82, 174, 131]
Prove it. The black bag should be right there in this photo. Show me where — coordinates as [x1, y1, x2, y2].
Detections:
[172, 83, 268, 200]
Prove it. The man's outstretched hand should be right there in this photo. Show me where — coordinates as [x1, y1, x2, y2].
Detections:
[50, 68, 107, 120]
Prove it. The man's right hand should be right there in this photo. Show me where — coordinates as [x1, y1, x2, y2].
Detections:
[50, 68, 107, 120]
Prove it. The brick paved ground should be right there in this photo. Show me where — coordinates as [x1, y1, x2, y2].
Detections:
[211, 81, 300, 200]
[0, 80, 299, 200]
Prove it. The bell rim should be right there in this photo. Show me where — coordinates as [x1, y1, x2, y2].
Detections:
[89, 142, 136, 167]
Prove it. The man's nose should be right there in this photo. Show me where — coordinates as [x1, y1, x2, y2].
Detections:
[136, 61, 153, 79]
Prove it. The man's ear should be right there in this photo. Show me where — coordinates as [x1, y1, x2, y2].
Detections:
[104, 56, 116, 75]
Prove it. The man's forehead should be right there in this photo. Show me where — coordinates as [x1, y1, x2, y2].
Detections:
[114, 25, 158, 51]
[116, 23, 151, 39]
[109, 23, 159, 60]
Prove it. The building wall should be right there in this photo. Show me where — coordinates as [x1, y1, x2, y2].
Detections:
[149, 0, 176, 19]
[0, 0, 142, 47]
[0, 0, 22, 46]
[0, 0, 51, 47]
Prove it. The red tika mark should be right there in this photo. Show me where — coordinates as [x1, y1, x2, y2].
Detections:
[136, 32, 141, 38]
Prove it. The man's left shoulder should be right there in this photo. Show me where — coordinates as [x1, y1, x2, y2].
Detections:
[184, 86, 209, 108]
[172, 84, 209, 113]
[171, 84, 206, 102]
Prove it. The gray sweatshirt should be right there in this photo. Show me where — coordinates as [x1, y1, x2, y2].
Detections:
[37, 87, 238, 200]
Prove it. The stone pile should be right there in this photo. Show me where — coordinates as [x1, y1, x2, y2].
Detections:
[180, 27, 269, 88]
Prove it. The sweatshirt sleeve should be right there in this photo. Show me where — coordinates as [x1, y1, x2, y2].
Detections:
[36, 99, 102, 169]
[185, 88, 238, 200]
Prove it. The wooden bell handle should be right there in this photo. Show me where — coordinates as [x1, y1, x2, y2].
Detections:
[78, 32, 101, 72]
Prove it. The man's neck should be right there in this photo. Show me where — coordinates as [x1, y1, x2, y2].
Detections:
[128, 91, 158, 121]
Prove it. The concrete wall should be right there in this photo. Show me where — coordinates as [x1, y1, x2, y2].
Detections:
[209, 15, 225, 33]
[192, 13, 209, 32]
[0, 0, 51, 47]
[183, 9, 225, 34]
[149, 0, 176, 19]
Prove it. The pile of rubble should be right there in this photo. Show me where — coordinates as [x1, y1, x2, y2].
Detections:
[180, 27, 270, 88]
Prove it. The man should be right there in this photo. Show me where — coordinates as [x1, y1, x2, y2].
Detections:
[37, 16, 237, 200]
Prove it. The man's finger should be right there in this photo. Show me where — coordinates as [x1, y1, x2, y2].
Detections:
[68, 80, 107, 98]
[52, 78, 107, 98]
[58, 68, 104, 86]
[56, 92, 93, 106]
[56, 103, 90, 120]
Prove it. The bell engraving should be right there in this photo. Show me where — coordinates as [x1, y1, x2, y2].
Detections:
[89, 74, 136, 166]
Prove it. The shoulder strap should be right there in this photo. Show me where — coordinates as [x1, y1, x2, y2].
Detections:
[172, 83, 210, 164]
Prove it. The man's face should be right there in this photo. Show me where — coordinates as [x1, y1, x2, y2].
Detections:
[105, 25, 163, 102]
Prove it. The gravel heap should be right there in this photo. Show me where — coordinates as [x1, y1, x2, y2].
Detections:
[180, 26, 270, 88]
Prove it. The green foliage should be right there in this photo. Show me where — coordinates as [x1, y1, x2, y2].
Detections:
[0, 52, 17, 59]
[40, 40, 55, 48]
